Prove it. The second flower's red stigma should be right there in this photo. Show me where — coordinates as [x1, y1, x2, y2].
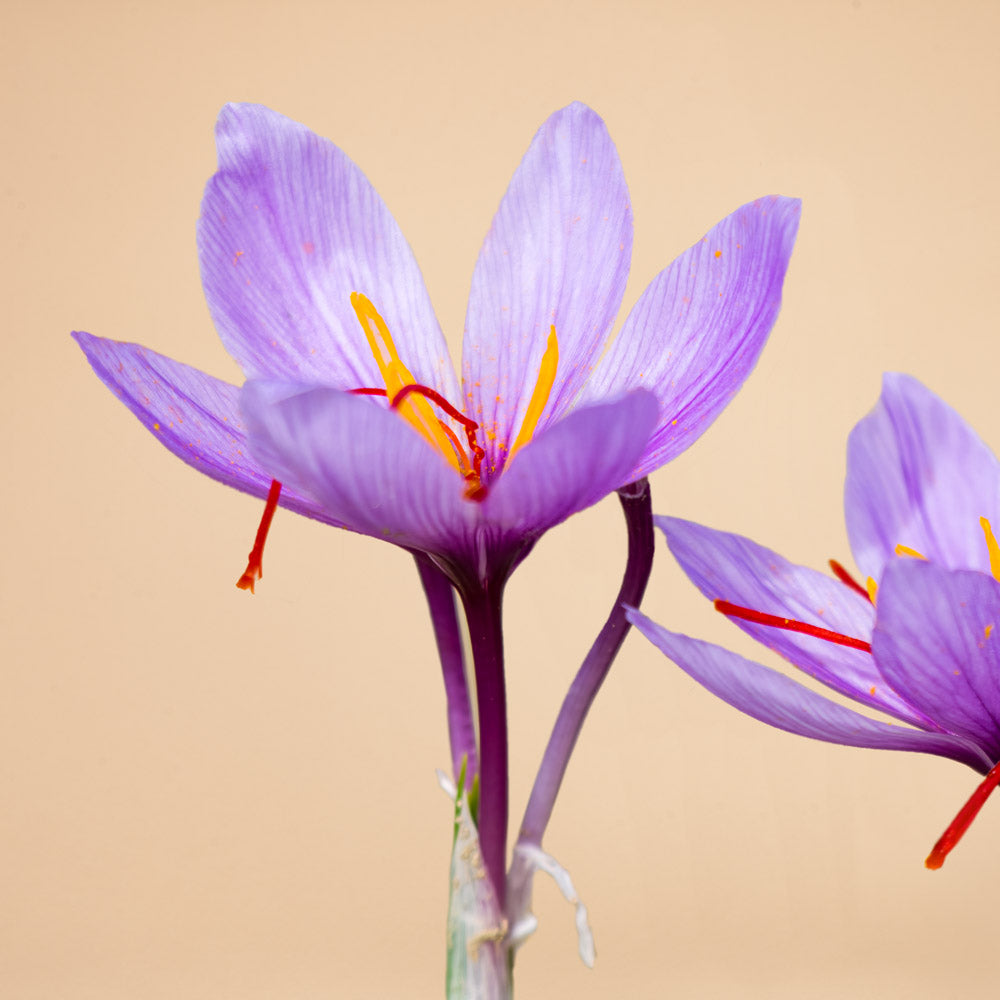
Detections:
[714, 599, 873, 653]
[925, 758, 1000, 869]
[828, 559, 872, 602]
[237, 478, 283, 593]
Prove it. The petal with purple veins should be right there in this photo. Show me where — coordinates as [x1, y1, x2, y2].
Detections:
[462, 103, 633, 474]
[628, 608, 994, 773]
[483, 391, 659, 549]
[872, 560, 1000, 762]
[199, 104, 457, 396]
[657, 515, 938, 727]
[73, 331, 336, 525]
[582, 196, 801, 477]
[845, 373, 1000, 579]
[240, 380, 478, 561]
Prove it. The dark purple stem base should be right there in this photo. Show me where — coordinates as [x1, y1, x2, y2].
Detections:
[461, 581, 509, 908]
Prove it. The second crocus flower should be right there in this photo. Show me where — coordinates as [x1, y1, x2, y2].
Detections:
[630, 373, 1000, 867]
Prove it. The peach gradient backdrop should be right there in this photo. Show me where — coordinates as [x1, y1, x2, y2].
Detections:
[4, 1, 999, 996]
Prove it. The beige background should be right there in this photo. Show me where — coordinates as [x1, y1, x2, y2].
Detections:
[4, 0, 999, 996]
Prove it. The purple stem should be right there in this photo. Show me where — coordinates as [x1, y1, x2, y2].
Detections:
[516, 478, 654, 849]
[414, 553, 479, 784]
[461, 581, 509, 908]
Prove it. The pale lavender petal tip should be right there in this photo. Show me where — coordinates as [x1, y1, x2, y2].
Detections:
[73, 331, 336, 524]
[587, 196, 801, 477]
[199, 103, 457, 397]
[462, 102, 633, 468]
[845, 372, 1000, 579]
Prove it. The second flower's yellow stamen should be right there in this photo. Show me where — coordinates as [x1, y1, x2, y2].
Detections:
[350, 292, 464, 476]
[507, 325, 559, 464]
[867, 543, 926, 603]
[980, 517, 1000, 583]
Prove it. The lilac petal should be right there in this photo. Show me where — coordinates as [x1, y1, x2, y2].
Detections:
[628, 608, 993, 773]
[199, 104, 458, 396]
[462, 103, 633, 476]
[658, 516, 937, 727]
[872, 560, 1000, 763]
[240, 380, 477, 560]
[582, 197, 800, 477]
[483, 392, 658, 544]
[73, 331, 337, 524]
[845, 373, 1000, 580]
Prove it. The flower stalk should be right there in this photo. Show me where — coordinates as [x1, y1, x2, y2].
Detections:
[517, 478, 654, 849]
[461, 581, 510, 909]
[415, 553, 479, 783]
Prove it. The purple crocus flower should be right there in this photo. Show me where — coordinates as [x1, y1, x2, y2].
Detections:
[74, 102, 799, 986]
[629, 373, 1000, 869]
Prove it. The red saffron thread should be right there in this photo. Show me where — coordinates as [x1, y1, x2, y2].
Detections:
[925, 758, 1000, 869]
[828, 559, 872, 602]
[714, 599, 873, 653]
[236, 479, 282, 593]
[350, 381, 487, 491]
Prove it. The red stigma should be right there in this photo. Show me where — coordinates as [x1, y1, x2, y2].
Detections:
[828, 559, 872, 602]
[348, 382, 488, 500]
[925, 758, 1000, 869]
[237, 479, 282, 593]
[714, 599, 873, 653]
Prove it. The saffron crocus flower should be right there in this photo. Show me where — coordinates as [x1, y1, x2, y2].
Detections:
[74, 101, 799, 994]
[629, 373, 1000, 870]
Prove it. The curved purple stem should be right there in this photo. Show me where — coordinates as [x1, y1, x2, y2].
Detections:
[414, 553, 479, 784]
[461, 581, 509, 908]
[516, 478, 654, 849]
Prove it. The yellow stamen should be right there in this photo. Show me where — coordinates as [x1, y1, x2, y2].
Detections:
[894, 543, 927, 559]
[351, 292, 464, 475]
[507, 325, 559, 464]
[866, 576, 879, 603]
[980, 516, 1000, 583]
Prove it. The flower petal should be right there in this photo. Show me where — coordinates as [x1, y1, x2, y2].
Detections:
[483, 391, 658, 547]
[658, 516, 939, 727]
[582, 197, 801, 477]
[462, 103, 633, 474]
[845, 373, 1000, 579]
[240, 380, 477, 560]
[73, 331, 336, 524]
[628, 608, 994, 772]
[872, 560, 1000, 764]
[199, 104, 457, 396]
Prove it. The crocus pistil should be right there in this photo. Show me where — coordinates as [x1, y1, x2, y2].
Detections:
[926, 758, 1000, 869]
[236, 477, 283, 592]
[714, 600, 873, 652]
